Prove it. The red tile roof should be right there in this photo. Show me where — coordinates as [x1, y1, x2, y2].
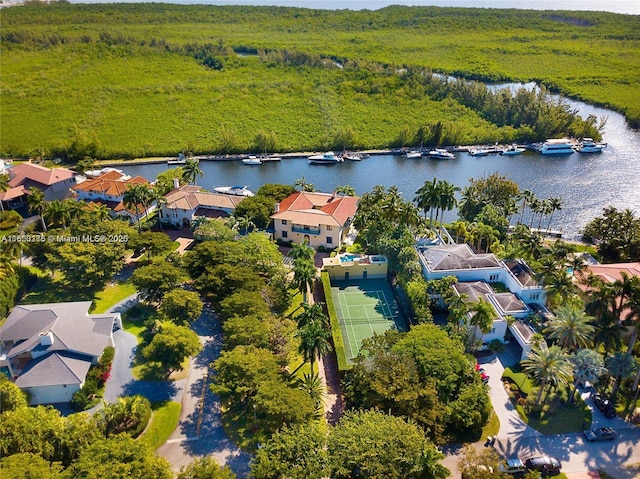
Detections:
[72, 172, 149, 197]
[8, 163, 75, 188]
[272, 191, 359, 227]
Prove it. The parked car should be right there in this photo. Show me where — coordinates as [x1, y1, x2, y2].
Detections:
[499, 458, 527, 477]
[583, 427, 618, 442]
[592, 393, 617, 418]
[525, 456, 561, 475]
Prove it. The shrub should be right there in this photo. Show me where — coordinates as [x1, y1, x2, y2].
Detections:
[321, 271, 349, 372]
[71, 390, 90, 411]
[0, 210, 22, 230]
[488, 339, 505, 353]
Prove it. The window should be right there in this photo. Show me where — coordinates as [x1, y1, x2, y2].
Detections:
[282, 220, 287, 225]
[326, 225, 332, 231]
[326, 237, 333, 244]
[530, 293, 539, 300]
[489, 274, 499, 281]
[282, 231, 288, 238]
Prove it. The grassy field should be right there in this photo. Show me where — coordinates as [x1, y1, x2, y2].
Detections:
[1, 4, 638, 158]
[138, 400, 181, 450]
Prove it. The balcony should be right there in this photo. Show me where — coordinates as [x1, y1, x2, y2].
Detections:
[291, 225, 321, 235]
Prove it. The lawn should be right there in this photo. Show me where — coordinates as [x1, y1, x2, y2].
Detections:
[503, 366, 592, 434]
[138, 401, 181, 450]
[91, 281, 137, 313]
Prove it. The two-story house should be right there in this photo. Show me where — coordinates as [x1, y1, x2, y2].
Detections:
[0, 163, 78, 211]
[416, 242, 549, 359]
[271, 191, 359, 249]
[160, 184, 244, 228]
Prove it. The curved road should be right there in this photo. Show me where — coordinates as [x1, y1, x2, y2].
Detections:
[105, 295, 252, 477]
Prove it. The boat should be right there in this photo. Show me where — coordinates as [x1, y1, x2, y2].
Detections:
[469, 148, 490, 157]
[428, 148, 455, 160]
[499, 145, 526, 156]
[168, 153, 188, 165]
[343, 152, 364, 161]
[576, 138, 607, 153]
[213, 185, 255, 197]
[405, 150, 423, 159]
[242, 156, 262, 165]
[538, 139, 575, 155]
[308, 151, 344, 164]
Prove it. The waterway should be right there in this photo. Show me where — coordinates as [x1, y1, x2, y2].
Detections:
[117, 89, 640, 239]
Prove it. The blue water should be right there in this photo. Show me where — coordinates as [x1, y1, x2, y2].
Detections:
[340, 254, 362, 262]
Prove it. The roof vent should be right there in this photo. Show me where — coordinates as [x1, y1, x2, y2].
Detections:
[39, 331, 54, 346]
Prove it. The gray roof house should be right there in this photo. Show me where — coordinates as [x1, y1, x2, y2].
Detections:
[0, 302, 121, 405]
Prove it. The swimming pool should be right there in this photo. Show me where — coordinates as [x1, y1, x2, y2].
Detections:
[339, 254, 362, 263]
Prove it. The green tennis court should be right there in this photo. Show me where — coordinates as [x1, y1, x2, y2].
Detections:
[330, 279, 408, 364]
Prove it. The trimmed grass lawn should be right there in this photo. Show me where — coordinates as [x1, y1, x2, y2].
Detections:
[503, 366, 591, 434]
[139, 401, 181, 450]
[92, 281, 137, 313]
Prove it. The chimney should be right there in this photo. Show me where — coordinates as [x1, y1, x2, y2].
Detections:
[39, 331, 54, 346]
[275, 203, 280, 213]
[173, 178, 180, 190]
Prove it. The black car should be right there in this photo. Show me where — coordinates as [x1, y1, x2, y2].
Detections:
[592, 393, 617, 418]
[583, 427, 618, 442]
[525, 456, 561, 475]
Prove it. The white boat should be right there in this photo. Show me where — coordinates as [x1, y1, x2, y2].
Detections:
[242, 156, 262, 165]
[428, 148, 455, 160]
[343, 153, 364, 161]
[500, 145, 526, 156]
[469, 148, 490, 156]
[308, 151, 344, 164]
[576, 138, 607, 153]
[213, 185, 255, 197]
[538, 139, 575, 155]
[168, 153, 188, 165]
[405, 150, 422, 159]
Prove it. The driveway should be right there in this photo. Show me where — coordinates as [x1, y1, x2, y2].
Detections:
[155, 304, 252, 478]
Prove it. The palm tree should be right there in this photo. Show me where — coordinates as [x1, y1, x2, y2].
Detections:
[537, 199, 552, 231]
[519, 189, 535, 224]
[528, 197, 541, 230]
[335, 185, 356, 196]
[449, 220, 468, 244]
[546, 197, 563, 232]
[522, 342, 573, 406]
[606, 352, 637, 400]
[294, 371, 326, 412]
[544, 304, 594, 352]
[437, 180, 460, 232]
[26, 187, 48, 231]
[297, 319, 332, 376]
[293, 260, 317, 304]
[235, 215, 255, 236]
[90, 202, 112, 221]
[468, 299, 496, 349]
[123, 184, 153, 231]
[414, 177, 439, 227]
[295, 302, 328, 329]
[182, 158, 203, 186]
[44, 199, 73, 229]
[294, 176, 315, 192]
[543, 269, 575, 306]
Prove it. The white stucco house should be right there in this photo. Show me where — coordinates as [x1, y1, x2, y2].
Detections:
[271, 191, 359, 250]
[160, 184, 244, 227]
[416, 243, 549, 359]
[0, 302, 121, 405]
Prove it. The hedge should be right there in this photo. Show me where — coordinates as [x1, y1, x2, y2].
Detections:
[320, 271, 350, 372]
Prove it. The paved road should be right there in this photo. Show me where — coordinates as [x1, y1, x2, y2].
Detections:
[443, 349, 640, 479]
[155, 304, 252, 478]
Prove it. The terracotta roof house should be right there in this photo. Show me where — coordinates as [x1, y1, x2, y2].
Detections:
[0, 302, 121, 405]
[71, 170, 156, 224]
[271, 191, 359, 249]
[0, 163, 78, 211]
[417, 242, 548, 359]
[160, 184, 245, 228]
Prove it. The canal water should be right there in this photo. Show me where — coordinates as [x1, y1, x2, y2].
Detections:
[118, 94, 640, 240]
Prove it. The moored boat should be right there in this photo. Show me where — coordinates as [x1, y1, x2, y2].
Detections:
[168, 153, 188, 165]
[343, 153, 364, 161]
[500, 145, 526, 156]
[405, 150, 422, 159]
[242, 156, 262, 165]
[469, 148, 490, 157]
[428, 148, 455, 160]
[538, 139, 574, 155]
[308, 151, 344, 164]
[576, 138, 607, 153]
[213, 185, 255, 197]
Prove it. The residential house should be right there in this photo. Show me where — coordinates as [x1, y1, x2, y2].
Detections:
[160, 184, 244, 227]
[322, 253, 388, 281]
[0, 163, 78, 211]
[272, 191, 359, 249]
[0, 302, 122, 405]
[416, 243, 549, 359]
[71, 170, 155, 224]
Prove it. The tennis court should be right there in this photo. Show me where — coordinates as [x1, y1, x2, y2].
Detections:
[330, 279, 408, 364]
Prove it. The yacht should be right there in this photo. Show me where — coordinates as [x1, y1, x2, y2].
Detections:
[308, 151, 344, 164]
[213, 185, 255, 197]
[538, 139, 575, 155]
[428, 148, 455, 160]
[576, 138, 607, 153]
[241, 156, 262, 165]
[343, 152, 364, 161]
[499, 145, 526, 156]
[405, 150, 422, 159]
[469, 147, 490, 157]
